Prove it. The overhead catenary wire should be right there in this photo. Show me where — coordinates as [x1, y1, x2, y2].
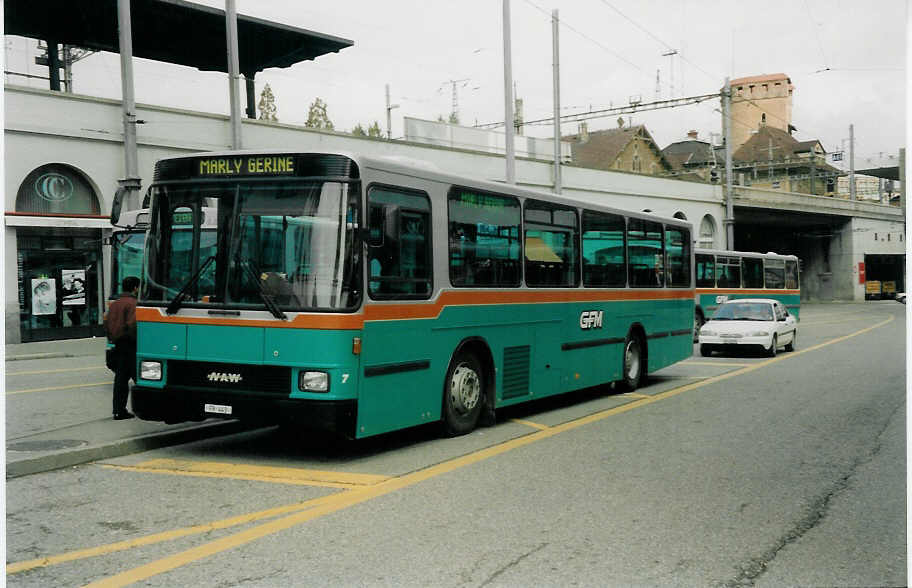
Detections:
[594, 0, 722, 84]
[802, 0, 830, 73]
[520, 0, 652, 83]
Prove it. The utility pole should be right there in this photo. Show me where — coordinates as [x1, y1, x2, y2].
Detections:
[502, 0, 515, 184]
[385, 84, 399, 140]
[552, 9, 562, 194]
[899, 147, 905, 217]
[723, 77, 734, 249]
[849, 124, 856, 201]
[226, 0, 243, 149]
[116, 0, 141, 210]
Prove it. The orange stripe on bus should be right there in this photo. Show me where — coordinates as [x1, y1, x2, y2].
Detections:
[137, 289, 695, 329]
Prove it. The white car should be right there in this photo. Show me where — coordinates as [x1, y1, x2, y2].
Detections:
[699, 298, 797, 357]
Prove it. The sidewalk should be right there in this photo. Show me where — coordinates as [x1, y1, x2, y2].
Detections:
[5, 337, 249, 479]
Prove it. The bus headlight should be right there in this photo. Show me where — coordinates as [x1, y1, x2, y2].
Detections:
[299, 371, 329, 392]
[140, 361, 162, 381]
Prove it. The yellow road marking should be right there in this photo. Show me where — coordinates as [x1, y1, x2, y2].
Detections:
[102, 459, 390, 489]
[7, 366, 108, 376]
[623, 393, 651, 398]
[6, 381, 112, 395]
[6, 493, 342, 574]
[510, 418, 551, 430]
[9, 314, 895, 584]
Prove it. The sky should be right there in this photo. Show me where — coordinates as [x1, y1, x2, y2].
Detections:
[4, 0, 908, 168]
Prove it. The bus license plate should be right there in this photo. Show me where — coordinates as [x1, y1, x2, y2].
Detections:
[204, 403, 232, 415]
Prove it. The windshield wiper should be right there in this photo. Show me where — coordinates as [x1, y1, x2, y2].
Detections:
[166, 255, 215, 314]
[239, 260, 288, 321]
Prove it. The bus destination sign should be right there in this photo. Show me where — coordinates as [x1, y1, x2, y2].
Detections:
[198, 156, 295, 177]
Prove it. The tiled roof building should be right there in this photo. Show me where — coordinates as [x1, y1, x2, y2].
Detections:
[564, 121, 673, 176]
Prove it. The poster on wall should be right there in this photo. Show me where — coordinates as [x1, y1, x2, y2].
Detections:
[31, 278, 57, 316]
[62, 269, 86, 306]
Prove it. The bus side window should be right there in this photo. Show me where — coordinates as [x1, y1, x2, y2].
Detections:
[695, 254, 715, 287]
[742, 257, 763, 288]
[524, 199, 579, 287]
[448, 188, 521, 287]
[627, 218, 664, 288]
[367, 186, 432, 299]
[764, 259, 786, 289]
[664, 226, 690, 287]
[582, 210, 626, 287]
[785, 260, 799, 289]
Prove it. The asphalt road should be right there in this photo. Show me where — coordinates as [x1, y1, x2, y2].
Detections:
[6, 302, 907, 587]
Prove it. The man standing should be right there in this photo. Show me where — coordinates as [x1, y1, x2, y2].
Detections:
[105, 276, 140, 420]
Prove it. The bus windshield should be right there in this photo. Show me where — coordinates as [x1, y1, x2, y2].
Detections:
[142, 179, 362, 312]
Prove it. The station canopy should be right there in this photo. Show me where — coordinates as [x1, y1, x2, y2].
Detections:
[5, 0, 353, 75]
[855, 166, 900, 181]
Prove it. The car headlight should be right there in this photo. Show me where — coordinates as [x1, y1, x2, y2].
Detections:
[299, 371, 329, 392]
[140, 361, 162, 381]
[749, 330, 770, 337]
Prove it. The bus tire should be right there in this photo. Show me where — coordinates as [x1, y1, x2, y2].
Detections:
[442, 350, 484, 436]
[619, 332, 645, 391]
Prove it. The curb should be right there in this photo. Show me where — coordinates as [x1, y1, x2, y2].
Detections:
[6, 420, 255, 479]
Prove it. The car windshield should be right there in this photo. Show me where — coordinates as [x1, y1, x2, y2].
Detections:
[142, 179, 362, 312]
[712, 302, 774, 321]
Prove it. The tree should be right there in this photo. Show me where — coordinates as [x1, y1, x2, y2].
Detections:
[305, 97, 334, 130]
[257, 83, 278, 121]
[353, 121, 382, 137]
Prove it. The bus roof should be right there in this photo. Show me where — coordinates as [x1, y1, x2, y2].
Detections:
[695, 248, 799, 261]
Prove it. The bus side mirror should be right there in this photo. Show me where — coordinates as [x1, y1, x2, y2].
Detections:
[110, 186, 126, 226]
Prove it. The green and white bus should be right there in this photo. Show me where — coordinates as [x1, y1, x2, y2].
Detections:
[694, 248, 801, 335]
[116, 151, 695, 438]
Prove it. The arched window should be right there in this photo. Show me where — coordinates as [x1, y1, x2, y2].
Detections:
[698, 214, 716, 248]
[16, 164, 100, 215]
[673, 211, 687, 220]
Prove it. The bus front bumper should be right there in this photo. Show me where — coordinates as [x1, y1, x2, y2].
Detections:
[131, 385, 358, 438]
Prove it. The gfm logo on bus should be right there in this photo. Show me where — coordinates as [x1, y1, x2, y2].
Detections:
[579, 310, 604, 330]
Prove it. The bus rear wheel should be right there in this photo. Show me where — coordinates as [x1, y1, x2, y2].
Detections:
[442, 351, 484, 436]
[619, 333, 645, 391]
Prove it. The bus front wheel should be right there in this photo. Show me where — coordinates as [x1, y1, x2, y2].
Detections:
[442, 351, 484, 436]
[619, 333, 645, 391]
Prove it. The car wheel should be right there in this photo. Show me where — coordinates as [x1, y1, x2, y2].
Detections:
[766, 334, 778, 357]
[785, 331, 796, 352]
[619, 333, 645, 391]
[442, 351, 484, 436]
[700, 344, 712, 357]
